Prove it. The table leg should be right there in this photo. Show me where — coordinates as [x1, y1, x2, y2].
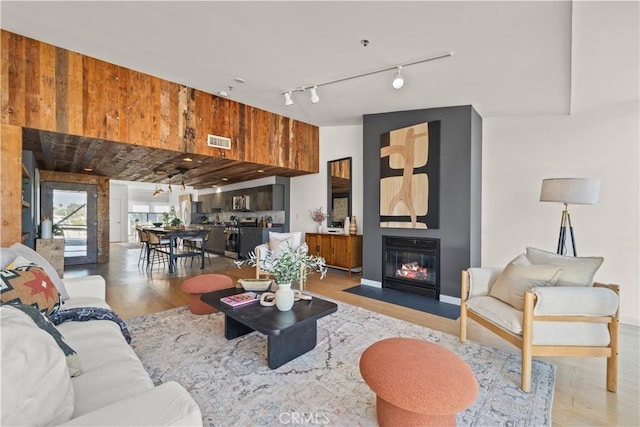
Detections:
[200, 239, 205, 269]
[267, 320, 317, 369]
[169, 236, 176, 273]
[224, 315, 255, 339]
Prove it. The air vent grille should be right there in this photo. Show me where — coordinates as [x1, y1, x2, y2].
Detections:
[207, 134, 231, 150]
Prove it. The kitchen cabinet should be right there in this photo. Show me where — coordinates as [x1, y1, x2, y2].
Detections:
[206, 226, 226, 254]
[305, 233, 362, 278]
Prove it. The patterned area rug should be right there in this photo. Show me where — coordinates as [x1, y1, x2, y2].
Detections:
[127, 301, 555, 426]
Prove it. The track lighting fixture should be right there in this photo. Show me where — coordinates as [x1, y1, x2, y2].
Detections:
[309, 86, 320, 103]
[180, 179, 186, 191]
[168, 182, 172, 193]
[284, 91, 294, 106]
[281, 51, 453, 106]
[392, 66, 405, 90]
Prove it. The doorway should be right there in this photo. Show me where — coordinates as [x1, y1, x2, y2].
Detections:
[41, 182, 98, 265]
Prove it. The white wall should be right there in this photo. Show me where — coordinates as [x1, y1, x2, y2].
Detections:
[109, 183, 128, 242]
[483, 101, 639, 326]
[290, 125, 363, 234]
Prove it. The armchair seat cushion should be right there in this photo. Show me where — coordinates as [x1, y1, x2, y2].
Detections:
[466, 295, 523, 335]
[467, 293, 613, 346]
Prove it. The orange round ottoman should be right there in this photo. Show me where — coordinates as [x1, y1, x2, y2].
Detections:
[359, 337, 478, 427]
[180, 274, 234, 314]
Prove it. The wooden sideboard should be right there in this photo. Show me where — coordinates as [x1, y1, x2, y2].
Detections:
[305, 233, 362, 278]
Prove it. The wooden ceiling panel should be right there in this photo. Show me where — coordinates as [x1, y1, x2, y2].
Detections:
[21, 128, 309, 189]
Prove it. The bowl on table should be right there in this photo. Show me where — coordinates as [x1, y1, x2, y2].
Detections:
[238, 278, 273, 292]
[152, 222, 163, 227]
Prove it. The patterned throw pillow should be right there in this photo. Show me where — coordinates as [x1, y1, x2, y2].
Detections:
[0, 265, 61, 316]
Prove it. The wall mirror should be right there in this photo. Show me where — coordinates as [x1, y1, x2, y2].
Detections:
[327, 157, 352, 227]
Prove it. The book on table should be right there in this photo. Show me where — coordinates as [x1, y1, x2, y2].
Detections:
[220, 291, 259, 308]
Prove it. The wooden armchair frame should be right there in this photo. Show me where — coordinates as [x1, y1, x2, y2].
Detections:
[459, 270, 619, 393]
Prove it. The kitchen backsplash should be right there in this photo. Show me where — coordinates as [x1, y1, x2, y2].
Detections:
[191, 210, 285, 225]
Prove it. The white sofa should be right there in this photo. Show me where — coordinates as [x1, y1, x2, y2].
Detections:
[1, 244, 202, 426]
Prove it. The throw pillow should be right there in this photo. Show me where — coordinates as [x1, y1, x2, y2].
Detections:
[5, 255, 35, 269]
[4, 303, 82, 377]
[0, 305, 75, 426]
[490, 256, 562, 310]
[1, 265, 61, 316]
[268, 231, 302, 250]
[270, 236, 293, 258]
[525, 247, 604, 287]
[6, 243, 70, 300]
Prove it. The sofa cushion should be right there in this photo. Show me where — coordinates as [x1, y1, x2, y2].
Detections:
[2, 243, 70, 300]
[489, 256, 561, 310]
[1, 265, 62, 316]
[58, 320, 154, 417]
[0, 305, 75, 426]
[525, 247, 603, 287]
[8, 302, 82, 377]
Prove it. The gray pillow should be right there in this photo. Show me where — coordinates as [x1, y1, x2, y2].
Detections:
[525, 247, 603, 287]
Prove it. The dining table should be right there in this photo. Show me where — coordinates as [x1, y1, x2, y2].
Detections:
[143, 227, 210, 273]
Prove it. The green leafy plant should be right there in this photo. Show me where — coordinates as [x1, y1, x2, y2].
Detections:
[236, 245, 327, 285]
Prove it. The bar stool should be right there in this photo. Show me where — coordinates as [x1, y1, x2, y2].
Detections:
[137, 229, 150, 267]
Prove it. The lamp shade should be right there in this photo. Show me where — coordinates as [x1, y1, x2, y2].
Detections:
[540, 178, 601, 205]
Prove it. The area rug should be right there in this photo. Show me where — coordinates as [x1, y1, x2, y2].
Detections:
[343, 285, 460, 319]
[127, 301, 555, 426]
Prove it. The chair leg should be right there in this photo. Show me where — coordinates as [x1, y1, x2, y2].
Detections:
[460, 271, 469, 342]
[521, 292, 535, 393]
[607, 311, 619, 392]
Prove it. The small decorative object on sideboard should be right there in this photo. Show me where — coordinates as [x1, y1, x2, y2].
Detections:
[309, 207, 328, 234]
[349, 216, 357, 235]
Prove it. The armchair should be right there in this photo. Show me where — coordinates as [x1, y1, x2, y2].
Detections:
[254, 231, 307, 282]
[459, 250, 619, 393]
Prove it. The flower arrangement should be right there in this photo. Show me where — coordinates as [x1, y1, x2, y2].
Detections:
[236, 245, 327, 285]
[309, 207, 328, 225]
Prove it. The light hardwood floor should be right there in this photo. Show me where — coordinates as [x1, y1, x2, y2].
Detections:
[66, 243, 640, 426]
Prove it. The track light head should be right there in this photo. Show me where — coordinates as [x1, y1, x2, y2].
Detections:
[309, 86, 320, 104]
[392, 66, 405, 90]
[284, 91, 294, 106]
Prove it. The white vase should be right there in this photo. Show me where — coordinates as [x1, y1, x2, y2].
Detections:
[343, 217, 350, 235]
[317, 224, 323, 233]
[275, 283, 295, 311]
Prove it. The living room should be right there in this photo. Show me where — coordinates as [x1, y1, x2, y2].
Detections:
[1, 1, 638, 426]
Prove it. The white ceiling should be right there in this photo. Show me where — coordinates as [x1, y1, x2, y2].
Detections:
[1, 1, 575, 126]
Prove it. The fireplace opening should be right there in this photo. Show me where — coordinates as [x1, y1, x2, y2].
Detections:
[382, 236, 440, 299]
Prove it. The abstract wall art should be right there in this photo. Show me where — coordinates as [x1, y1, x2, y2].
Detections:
[380, 121, 440, 229]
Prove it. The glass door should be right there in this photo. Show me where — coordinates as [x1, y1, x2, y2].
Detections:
[41, 182, 98, 265]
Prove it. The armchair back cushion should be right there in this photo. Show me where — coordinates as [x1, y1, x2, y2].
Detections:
[268, 232, 302, 257]
[525, 247, 603, 287]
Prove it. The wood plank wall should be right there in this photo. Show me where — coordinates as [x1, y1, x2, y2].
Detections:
[0, 124, 23, 246]
[1, 30, 319, 172]
[0, 29, 320, 250]
[38, 170, 110, 263]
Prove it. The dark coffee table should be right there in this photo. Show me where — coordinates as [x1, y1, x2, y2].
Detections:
[201, 288, 338, 369]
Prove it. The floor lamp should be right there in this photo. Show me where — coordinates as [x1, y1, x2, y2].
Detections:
[539, 178, 600, 256]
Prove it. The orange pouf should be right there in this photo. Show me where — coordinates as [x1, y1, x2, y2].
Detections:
[180, 274, 234, 314]
[359, 337, 478, 427]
